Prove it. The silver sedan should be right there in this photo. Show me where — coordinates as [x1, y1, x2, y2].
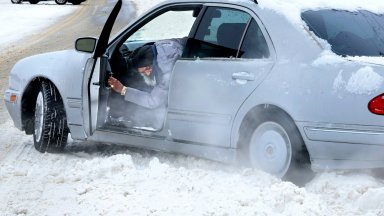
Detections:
[4, 0, 384, 184]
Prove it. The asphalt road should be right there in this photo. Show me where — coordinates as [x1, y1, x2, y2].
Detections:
[0, 0, 136, 122]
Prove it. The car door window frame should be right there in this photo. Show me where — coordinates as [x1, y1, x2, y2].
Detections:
[107, 4, 203, 56]
[182, 3, 275, 61]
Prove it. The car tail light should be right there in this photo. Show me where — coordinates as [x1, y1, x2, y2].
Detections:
[368, 93, 384, 115]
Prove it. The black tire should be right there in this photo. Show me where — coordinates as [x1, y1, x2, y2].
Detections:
[11, 0, 22, 4]
[239, 110, 313, 186]
[55, 0, 67, 5]
[33, 81, 69, 153]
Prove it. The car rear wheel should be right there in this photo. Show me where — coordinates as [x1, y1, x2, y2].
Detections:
[11, 0, 22, 3]
[239, 110, 313, 186]
[55, 0, 67, 5]
[33, 81, 69, 153]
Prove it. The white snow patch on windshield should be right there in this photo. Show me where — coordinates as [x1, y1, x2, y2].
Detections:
[346, 66, 384, 95]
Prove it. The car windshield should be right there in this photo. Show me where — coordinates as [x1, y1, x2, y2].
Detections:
[301, 9, 384, 57]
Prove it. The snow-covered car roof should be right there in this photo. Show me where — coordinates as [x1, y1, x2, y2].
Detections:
[157, 0, 384, 24]
[258, 0, 384, 25]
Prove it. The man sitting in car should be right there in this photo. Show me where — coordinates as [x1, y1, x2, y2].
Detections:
[108, 38, 186, 129]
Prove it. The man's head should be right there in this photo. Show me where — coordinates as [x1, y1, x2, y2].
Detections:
[131, 45, 154, 77]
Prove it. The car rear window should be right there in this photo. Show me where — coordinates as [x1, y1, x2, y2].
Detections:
[301, 10, 384, 57]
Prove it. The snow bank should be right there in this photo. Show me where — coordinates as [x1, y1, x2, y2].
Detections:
[0, 0, 77, 50]
[1, 140, 384, 215]
[307, 172, 384, 215]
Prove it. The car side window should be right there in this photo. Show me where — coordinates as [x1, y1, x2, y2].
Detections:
[109, 7, 201, 91]
[183, 7, 251, 58]
[129, 10, 197, 42]
[239, 19, 270, 58]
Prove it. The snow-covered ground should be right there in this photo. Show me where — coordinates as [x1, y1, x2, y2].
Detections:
[1, 0, 384, 215]
[0, 0, 76, 50]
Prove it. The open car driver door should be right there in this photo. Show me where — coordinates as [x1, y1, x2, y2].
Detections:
[82, 0, 122, 136]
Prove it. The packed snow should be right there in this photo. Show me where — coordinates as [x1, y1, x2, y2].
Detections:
[1, 0, 384, 215]
[0, 0, 77, 50]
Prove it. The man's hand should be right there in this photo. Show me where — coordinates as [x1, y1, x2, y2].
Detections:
[107, 77, 125, 94]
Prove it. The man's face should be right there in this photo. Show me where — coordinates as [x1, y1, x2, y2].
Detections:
[137, 66, 153, 77]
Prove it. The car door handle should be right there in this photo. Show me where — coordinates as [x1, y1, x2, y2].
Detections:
[232, 72, 255, 81]
[92, 82, 100, 86]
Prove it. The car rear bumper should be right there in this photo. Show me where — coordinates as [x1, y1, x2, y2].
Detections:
[4, 89, 23, 130]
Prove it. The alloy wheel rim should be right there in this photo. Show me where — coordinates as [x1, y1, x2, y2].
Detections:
[34, 92, 44, 143]
[249, 121, 292, 177]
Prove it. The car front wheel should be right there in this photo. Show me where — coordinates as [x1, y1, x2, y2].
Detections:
[33, 81, 69, 153]
[239, 110, 313, 185]
[55, 0, 67, 5]
[11, 0, 22, 3]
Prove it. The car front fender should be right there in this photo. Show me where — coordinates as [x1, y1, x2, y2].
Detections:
[7, 49, 92, 138]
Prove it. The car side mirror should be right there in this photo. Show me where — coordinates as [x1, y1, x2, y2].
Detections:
[75, 37, 97, 53]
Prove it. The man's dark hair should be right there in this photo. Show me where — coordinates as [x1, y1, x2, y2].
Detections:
[131, 45, 154, 69]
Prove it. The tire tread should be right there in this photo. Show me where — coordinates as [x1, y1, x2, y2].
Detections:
[34, 81, 69, 153]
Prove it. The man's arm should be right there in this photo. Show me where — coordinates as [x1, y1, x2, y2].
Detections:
[124, 85, 167, 109]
